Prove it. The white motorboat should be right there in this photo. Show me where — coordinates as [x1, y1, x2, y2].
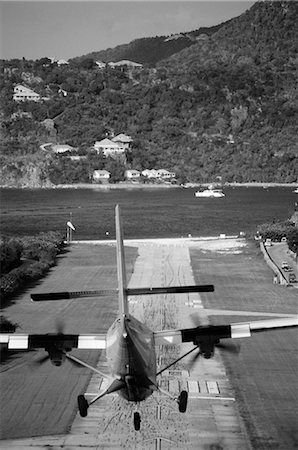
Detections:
[195, 188, 225, 198]
[293, 188, 298, 193]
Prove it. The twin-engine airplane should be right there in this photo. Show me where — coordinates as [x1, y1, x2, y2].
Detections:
[1, 205, 298, 431]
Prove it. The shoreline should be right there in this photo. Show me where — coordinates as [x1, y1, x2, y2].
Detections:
[0, 181, 298, 190]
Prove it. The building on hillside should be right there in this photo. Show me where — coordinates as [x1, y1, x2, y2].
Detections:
[93, 170, 110, 183]
[142, 169, 176, 179]
[13, 85, 41, 102]
[142, 169, 158, 179]
[57, 59, 69, 66]
[69, 155, 87, 161]
[58, 88, 68, 97]
[95, 61, 106, 69]
[94, 138, 126, 157]
[111, 133, 133, 149]
[52, 144, 75, 154]
[125, 170, 140, 180]
[11, 111, 33, 120]
[108, 60, 143, 69]
[156, 169, 176, 179]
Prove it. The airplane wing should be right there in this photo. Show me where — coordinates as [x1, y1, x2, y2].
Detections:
[0, 333, 106, 350]
[153, 316, 298, 346]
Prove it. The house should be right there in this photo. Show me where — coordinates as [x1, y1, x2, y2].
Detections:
[13, 85, 41, 102]
[125, 170, 140, 180]
[156, 169, 176, 179]
[108, 60, 143, 69]
[52, 144, 75, 154]
[93, 170, 110, 182]
[142, 169, 159, 179]
[94, 138, 126, 157]
[57, 59, 69, 66]
[58, 88, 68, 97]
[69, 155, 87, 161]
[142, 169, 176, 179]
[111, 134, 133, 149]
[95, 61, 106, 69]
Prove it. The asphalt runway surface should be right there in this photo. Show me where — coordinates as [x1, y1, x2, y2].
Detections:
[0, 238, 297, 449]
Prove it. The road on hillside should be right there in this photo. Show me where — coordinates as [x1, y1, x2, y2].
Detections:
[267, 242, 298, 283]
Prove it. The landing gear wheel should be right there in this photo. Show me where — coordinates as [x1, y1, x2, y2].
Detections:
[133, 411, 141, 431]
[178, 390, 188, 413]
[78, 395, 89, 417]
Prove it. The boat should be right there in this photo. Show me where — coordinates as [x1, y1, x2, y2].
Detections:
[293, 188, 298, 193]
[195, 187, 225, 198]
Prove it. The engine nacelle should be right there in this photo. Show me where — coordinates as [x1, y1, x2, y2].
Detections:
[45, 345, 68, 366]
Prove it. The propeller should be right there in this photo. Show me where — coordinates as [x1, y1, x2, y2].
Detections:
[187, 349, 201, 370]
[55, 318, 65, 335]
[31, 319, 67, 367]
[216, 341, 240, 355]
[31, 353, 50, 366]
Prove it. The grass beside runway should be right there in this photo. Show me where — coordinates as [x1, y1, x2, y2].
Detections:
[190, 240, 298, 450]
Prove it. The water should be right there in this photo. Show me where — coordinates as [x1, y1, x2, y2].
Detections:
[0, 187, 296, 240]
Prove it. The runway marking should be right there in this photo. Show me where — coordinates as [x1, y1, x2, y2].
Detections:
[207, 380, 220, 394]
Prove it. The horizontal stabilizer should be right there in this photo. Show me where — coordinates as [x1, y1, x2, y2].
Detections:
[31, 285, 213, 301]
[31, 290, 117, 301]
[127, 285, 214, 296]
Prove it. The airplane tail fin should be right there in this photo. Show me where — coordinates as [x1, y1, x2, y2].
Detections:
[115, 204, 129, 316]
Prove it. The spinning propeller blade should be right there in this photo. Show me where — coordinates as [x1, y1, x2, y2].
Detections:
[32, 354, 50, 366]
[216, 341, 240, 355]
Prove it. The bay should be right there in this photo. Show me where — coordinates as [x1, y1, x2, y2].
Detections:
[0, 187, 297, 240]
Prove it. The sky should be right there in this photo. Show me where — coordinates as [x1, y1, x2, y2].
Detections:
[0, 1, 255, 61]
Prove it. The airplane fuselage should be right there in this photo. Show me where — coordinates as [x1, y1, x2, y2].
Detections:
[106, 315, 157, 402]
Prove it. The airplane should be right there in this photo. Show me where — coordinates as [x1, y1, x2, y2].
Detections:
[1, 204, 297, 431]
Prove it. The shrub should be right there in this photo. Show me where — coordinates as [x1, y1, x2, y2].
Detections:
[0, 231, 65, 303]
[0, 239, 23, 273]
[257, 220, 295, 242]
[286, 227, 298, 255]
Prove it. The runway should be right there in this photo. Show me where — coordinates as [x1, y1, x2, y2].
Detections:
[0, 238, 251, 449]
[1, 237, 297, 449]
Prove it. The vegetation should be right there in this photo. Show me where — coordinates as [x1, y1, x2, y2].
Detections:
[0, 1, 297, 186]
[0, 315, 18, 332]
[257, 220, 298, 255]
[0, 232, 65, 303]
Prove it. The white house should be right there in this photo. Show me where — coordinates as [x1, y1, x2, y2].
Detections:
[108, 60, 143, 69]
[142, 169, 158, 179]
[125, 170, 140, 179]
[93, 170, 110, 182]
[95, 61, 106, 69]
[57, 59, 69, 66]
[94, 138, 126, 157]
[156, 169, 176, 179]
[112, 133, 133, 149]
[142, 169, 176, 179]
[13, 85, 41, 102]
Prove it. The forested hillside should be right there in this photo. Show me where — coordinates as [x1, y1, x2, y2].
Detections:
[0, 1, 297, 186]
[72, 20, 230, 66]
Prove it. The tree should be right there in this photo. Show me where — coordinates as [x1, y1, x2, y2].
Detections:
[286, 227, 298, 255]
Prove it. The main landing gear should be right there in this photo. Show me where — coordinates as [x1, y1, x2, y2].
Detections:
[78, 395, 89, 417]
[132, 390, 187, 431]
[178, 390, 188, 413]
[133, 411, 141, 431]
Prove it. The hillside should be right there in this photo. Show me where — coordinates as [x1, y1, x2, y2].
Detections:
[0, 1, 297, 187]
[71, 22, 231, 66]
